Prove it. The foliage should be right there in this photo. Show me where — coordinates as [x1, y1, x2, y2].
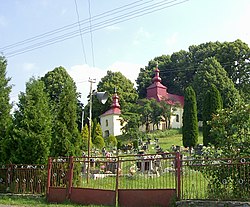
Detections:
[6, 78, 52, 164]
[137, 99, 153, 132]
[149, 98, 163, 130]
[136, 40, 249, 118]
[192, 101, 250, 200]
[193, 57, 241, 118]
[81, 124, 90, 152]
[0, 56, 12, 163]
[41, 66, 82, 157]
[87, 70, 138, 122]
[202, 84, 223, 146]
[120, 102, 141, 139]
[106, 135, 117, 148]
[209, 101, 250, 157]
[93, 135, 105, 149]
[182, 86, 198, 148]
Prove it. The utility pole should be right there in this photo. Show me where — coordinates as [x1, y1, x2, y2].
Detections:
[87, 78, 96, 183]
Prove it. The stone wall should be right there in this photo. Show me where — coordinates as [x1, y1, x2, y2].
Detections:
[176, 200, 250, 207]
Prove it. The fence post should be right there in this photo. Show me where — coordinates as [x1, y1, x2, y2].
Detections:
[176, 152, 181, 200]
[67, 156, 74, 200]
[115, 157, 120, 206]
[46, 157, 52, 199]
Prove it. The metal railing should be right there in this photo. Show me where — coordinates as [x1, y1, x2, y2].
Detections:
[0, 164, 47, 194]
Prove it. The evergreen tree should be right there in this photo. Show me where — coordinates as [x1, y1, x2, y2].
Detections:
[106, 135, 117, 149]
[182, 86, 198, 151]
[42, 67, 82, 157]
[92, 123, 103, 146]
[81, 124, 90, 152]
[7, 78, 52, 164]
[0, 56, 12, 163]
[203, 84, 223, 146]
[93, 135, 105, 149]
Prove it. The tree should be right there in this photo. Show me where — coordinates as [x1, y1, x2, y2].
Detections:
[81, 124, 89, 152]
[160, 100, 176, 129]
[193, 57, 241, 118]
[42, 66, 82, 157]
[203, 84, 223, 146]
[138, 99, 153, 132]
[0, 56, 12, 163]
[93, 135, 105, 150]
[89, 71, 138, 121]
[150, 99, 163, 130]
[210, 101, 250, 157]
[92, 122, 103, 144]
[182, 86, 198, 151]
[106, 135, 117, 149]
[7, 78, 52, 164]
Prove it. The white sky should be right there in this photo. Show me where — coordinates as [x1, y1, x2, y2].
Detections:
[0, 0, 250, 106]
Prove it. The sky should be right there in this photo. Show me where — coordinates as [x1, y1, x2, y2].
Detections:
[0, 0, 250, 106]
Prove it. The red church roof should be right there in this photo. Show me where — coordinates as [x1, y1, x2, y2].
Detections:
[100, 93, 121, 117]
[147, 64, 184, 107]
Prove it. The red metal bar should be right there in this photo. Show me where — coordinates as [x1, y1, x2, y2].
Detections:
[176, 152, 181, 200]
[46, 158, 52, 198]
[67, 156, 74, 199]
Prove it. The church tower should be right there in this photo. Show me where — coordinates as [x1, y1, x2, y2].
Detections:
[100, 91, 123, 137]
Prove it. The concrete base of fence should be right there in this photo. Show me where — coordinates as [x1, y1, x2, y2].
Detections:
[176, 200, 250, 207]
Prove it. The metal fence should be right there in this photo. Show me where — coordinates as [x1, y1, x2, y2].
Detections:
[180, 156, 250, 201]
[0, 164, 47, 194]
[1, 155, 250, 202]
[70, 153, 177, 190]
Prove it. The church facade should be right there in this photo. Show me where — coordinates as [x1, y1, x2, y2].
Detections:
[145, 65, 184, 130]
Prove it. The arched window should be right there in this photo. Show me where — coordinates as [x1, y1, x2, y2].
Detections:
[104, 130, 109, 137]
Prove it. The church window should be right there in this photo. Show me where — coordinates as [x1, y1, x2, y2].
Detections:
[176, 114, 179, 122]
[106, 119, 108, 126]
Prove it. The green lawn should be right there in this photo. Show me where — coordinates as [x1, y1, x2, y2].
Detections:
[0, 195, 106, 207]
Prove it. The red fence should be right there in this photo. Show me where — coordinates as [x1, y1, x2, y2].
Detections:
[47, 153, 178, 207]
[0, 164, 47, 194]
[1, 154, 249, 205]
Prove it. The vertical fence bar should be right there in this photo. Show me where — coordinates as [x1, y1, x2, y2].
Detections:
[176, 152, 181, 200]
[67, 156, 74, 199]
[115, 157, 120, 206]
[46, 158, 52, 198]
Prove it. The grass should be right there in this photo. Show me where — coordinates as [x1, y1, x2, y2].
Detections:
[0, 195, 106, 206]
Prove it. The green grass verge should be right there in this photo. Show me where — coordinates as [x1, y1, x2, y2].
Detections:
[0, 195, 107, 206]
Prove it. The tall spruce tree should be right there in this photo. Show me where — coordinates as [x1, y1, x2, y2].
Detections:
[203, 84, 223, 146]
[42, 67, 82, 157]
[182, 86, 198, 151]
[8, 78, 52, 164]
[0, 57, 12, 163]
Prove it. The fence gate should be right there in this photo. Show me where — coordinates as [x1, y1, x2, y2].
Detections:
[47, 153, 180, 207]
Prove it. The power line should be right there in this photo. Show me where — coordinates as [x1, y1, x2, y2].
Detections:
[2, 0, 189, 58]
[74, 0, 87, 64]
[0, 0, 149, 52]
[88, 0, 95, 67]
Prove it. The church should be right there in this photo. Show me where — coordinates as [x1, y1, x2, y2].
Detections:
[100, 65, 184, 137]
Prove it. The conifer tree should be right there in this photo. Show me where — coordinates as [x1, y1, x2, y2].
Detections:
[182, 86, 198, 151]
[42, 67, 82, 157]
[8, 78, 52, 164]
[81, 124, 90, 152]
[203, 84, 223, 146]
[0, 57, 12, 163]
